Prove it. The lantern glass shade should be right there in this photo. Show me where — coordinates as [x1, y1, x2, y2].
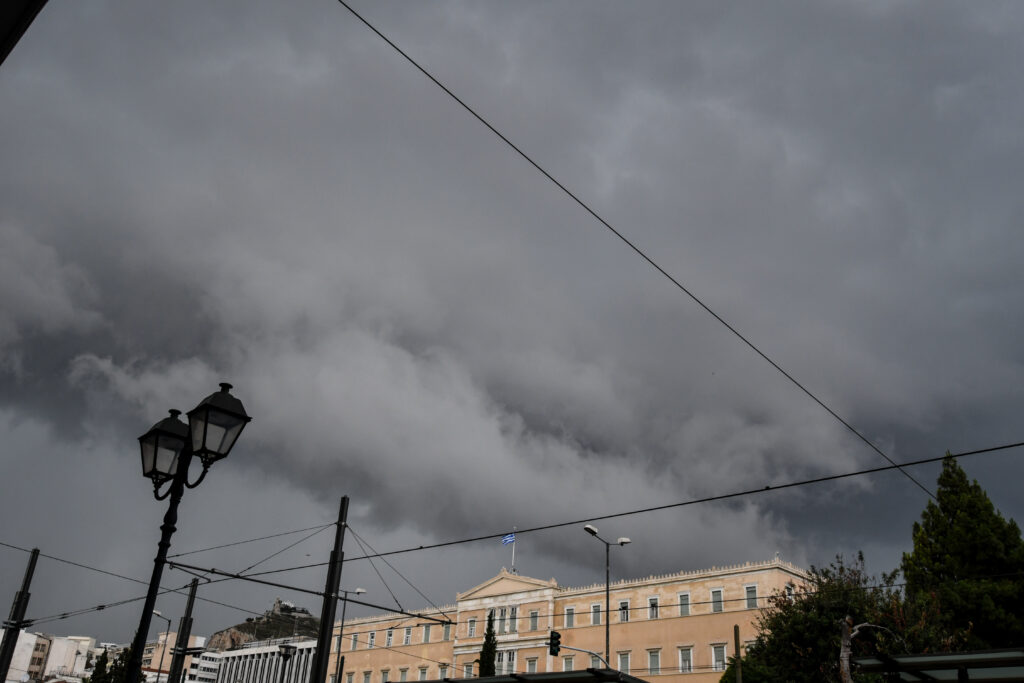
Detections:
[138, 410, 189, 485]
[187, 383, 251, 467]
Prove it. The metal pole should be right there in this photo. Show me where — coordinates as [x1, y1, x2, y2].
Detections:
[604, 542, 610, 669]
[312, 496, 349, 683]
[0, 548, 39, 683]
[155, 623, 169, 683]
[126, 447, 193, 683]
[332, 594, 350, 683]
[167, 579, 198, 683]
[733, 625, 742, 683]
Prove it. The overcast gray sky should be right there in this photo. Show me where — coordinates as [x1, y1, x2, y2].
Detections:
[2, 0, 1024, 644]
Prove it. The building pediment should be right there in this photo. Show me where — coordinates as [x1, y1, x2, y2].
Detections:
[457, 569, 556, 600]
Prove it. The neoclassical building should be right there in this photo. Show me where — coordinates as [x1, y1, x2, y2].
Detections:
[329, 558, 806, 683]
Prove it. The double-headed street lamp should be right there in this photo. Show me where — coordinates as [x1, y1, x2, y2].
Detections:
[583, 524, 630, 669]
[333, 588, 365, 683]
[126, 384, 252, 683]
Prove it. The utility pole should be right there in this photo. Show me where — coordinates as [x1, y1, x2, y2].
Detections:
[0, 548, 39, 683]
[167, 579, 199, 683]
[311, 497, 349, 683]
[733, 625, 742, 683]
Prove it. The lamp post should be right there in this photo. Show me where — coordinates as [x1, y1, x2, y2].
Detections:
[126, 384, 252, 683]
[583, 524, 630, 669]
[333, 588, 365, 683]
[151, 611, 172, 683]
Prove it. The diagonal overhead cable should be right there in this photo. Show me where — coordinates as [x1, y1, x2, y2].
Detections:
[332, 0, 934, 500]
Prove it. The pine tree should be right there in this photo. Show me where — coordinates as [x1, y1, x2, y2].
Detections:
[901, 454, 1024, 649]
[88, 649, 109, 683]
[478, 611, 497, 677]
[106, 647, 132, 683]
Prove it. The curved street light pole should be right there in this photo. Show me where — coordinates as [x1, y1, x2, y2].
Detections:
[583, 525, 630, 669]
[125, 385, 251, 683]
[151, 611, 172, 683]
[333, 588, 365, 683]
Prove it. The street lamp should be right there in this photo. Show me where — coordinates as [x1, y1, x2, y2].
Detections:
[151, 611, 172, 683]
[333, 588, 366, 683]
[583, 524, 630, 668]
[126, 384, 252, 683]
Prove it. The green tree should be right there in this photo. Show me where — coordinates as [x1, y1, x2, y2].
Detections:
[901, 454, 1024, 649]
[719, 553, 900, 683]
[88, 649, 109, 683]
[106, 647, 131, 683]
[478, 611, 497, 677]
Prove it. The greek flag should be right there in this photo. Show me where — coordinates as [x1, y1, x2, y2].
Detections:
[501, 533, 516, 545]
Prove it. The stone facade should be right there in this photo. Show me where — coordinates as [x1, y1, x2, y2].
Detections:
[328, 558, 806, 683]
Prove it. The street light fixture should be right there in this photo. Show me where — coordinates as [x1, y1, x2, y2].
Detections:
[334, 588, 366, 683]
[151, 611, 172, 683]
[127, 384, 252, 683]
[583, 524, 630, 668]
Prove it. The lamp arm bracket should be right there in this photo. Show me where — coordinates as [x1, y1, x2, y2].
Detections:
[153, 481, 174, 501]
[185, 464, 211, 489]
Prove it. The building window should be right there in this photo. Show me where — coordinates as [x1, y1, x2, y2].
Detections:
[711, 589, 724, 613]
[422, 625, 431, 644]
[590, 656, 601, 669]
[418, 668, 427, 681]
[648, 650, 660, 675]
[618, 600, 630, 623]
[351, 634, 358, 650]
[565, 607, 575, 628]
[463, 664, 473, 678]
[505, 651, 516, 674]
[497, 607, 507, 634]
[404, 628, 412, 646]
[648, 597, 659, 619]
[745, 585, 758, 609]
[399, 669, 407, 682]
[510, 606, 518, 633]
[368, 632, 376, 648]
[382, 671, 389, 683]
[678, 593, 690, 617]
[712, 645, 727, 672]
[386, 630, 394, 647]
[591, 604, 602, 625]
[562, 656, 574, 672]
[526, 659, 537, 674]
[785, 583, 795, 601]
[678, 648, 692, 673]
[363, 673, 370, 683]
[439, 665, 448, 679]
[468, 619, 476, 637]
[347, 673, 354, 683]
[617, 653, 630, 675]
[529, 611, 539, 631]
[443, 623, 451, 641]
[331, 676, 338, 683]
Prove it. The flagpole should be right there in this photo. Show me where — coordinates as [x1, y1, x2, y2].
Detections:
[511, 527, 516, 574]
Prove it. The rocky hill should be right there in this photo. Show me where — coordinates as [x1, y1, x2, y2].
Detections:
[208, 598, 320, 651]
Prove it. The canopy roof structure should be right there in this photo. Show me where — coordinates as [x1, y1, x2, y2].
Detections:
[854, 648, 1024, 681]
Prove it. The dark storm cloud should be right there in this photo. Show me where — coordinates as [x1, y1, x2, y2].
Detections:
[3, 0, 1024, 641]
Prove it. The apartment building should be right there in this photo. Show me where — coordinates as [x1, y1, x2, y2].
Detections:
[214, 638, 316, 683]
[329, 558, 805, 683]
[141, 632, 206, 682]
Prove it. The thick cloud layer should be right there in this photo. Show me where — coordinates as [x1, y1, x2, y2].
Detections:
[2, 1, 1024, 642]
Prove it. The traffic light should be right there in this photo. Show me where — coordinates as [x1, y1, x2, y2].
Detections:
[549, 630, 561, 656]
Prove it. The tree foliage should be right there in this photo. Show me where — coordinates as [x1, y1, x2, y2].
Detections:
[901, 453, 1024, 649]
[719, 553, 900, 683]
[478, 611, 497, 677]
[87, 649, 109, 683]
[105, 648, 131, 683]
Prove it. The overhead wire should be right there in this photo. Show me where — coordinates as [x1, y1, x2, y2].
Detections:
[197, 440, 1024, 580]
[168, 524, 334, 559]
[331, 0, 935, 501]
[347, 526, 452, 621]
